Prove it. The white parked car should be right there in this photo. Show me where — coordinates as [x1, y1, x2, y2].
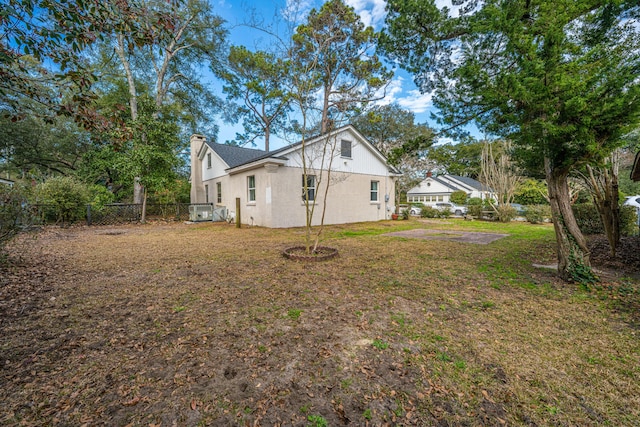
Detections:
[433, 202, 467, 216]
[624, 196, 640, 208]
[409, 206, 422, 215]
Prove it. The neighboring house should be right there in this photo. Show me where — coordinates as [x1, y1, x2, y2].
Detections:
[0, 178, 14, 187]
[190, 125, 401, 228]
[406, 173, 493, 205]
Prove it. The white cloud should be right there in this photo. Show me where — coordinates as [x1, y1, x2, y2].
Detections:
[345, 0, 387, 28]
[373, 76, 433, 114]
[282, 0, 315, 23]
[373, 76, 404, 106]
[397, 89, 434, 114]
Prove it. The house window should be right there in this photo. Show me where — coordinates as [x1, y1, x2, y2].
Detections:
[216, 182, 221, 203]
[302, 174, 316, 202]
[207, 152, 212, 169]
[205, 184, 209, 203]
[341, 140, 352, 158]
[438, 195, 444, 202]
[247, 175, 256, 202]
[370, 181, 379, 202]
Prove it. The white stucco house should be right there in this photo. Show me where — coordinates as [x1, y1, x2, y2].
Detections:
[406, 173, 493, 205]
[190, 125, 401, 228]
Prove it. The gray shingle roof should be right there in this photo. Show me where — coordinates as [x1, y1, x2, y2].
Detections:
[206, 142, 268, 168]
[432, 176, 459, 191]
[448, 175, 491, 191]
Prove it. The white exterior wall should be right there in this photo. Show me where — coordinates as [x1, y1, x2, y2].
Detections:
[191, 127, 398, 228]
[201, 147, 229, 182]
[282, 129, 389, 176]
[406, 178, 453, 205]
[265, 167, 395, 228]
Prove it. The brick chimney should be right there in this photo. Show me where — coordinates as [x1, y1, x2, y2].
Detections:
[190, 134, 206, 203]
[426, 171, 433, 178]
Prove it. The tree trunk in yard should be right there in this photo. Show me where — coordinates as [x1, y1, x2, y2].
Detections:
[586, 162, 620, 257]
[545, 157, 594, 282]
[115, 33, 144, 205]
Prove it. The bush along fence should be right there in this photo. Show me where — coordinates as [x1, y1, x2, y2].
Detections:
[26, 203, 226, 226]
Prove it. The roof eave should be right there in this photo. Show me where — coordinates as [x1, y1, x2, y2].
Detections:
[227, 157, 288, 175]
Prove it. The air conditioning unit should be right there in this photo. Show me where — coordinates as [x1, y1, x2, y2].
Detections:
[189, 204, 213, 221]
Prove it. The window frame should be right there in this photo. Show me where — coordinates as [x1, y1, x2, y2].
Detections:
[207, 152, 212, 169]
[340, 140, 352, 158]
[370, 180, 379, 202]
[205, 184, 209, 203]
[247, 175, 256, 203]
[216, 182, 221, 204]
[302, 174, 316, 202]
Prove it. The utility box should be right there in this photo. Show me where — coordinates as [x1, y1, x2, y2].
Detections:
[189, 204, 213, 221]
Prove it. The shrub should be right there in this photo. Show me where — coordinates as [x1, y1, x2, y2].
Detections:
[35, 176, 89, 224]
[450, 190, 468, 205]
[514, 179, 548, 205]
[89, 185, 115, 210]
[400, 208, 410, 220]
[0, 184, 32, 257]
[573, 203, 639, 236]
[438, 207, 452, 218]
[524, 204, 551, 224]
[420, 206, 438, 218]
[496, 204, 517, 222]
[466, 197, 483, 217]
[572, 203, 602, 235]
[620, 205, 638, 236]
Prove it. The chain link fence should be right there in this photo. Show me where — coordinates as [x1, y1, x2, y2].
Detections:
[22, 203, 226, 226]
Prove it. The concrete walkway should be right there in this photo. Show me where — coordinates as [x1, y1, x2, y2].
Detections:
[382, 229, 509, 245]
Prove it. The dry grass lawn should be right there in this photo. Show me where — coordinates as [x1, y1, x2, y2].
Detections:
[1, 219, 639, 426]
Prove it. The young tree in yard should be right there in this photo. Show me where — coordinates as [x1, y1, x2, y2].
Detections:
[223, 47, 291, 151]
[289, 0, 392, 253]
[481, 140, 521, 222]
[111, 0, 227, 205]
[383, 0, 640, 282]
[113, 99, 183, 223]
[293, 0, 391, 134]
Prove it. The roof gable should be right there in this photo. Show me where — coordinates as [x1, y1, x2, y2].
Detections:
[220, 124, 399, 174]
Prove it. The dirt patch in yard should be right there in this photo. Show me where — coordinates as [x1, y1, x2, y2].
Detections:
[383, 228, 509, 244]
[1, 221, 639, 426]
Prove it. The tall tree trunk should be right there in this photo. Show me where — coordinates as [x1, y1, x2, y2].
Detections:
[545, 157, 595, 282]
[141, 187, 148, 224]
[115, 33, 144, 204]
[586, 160, 620, 257]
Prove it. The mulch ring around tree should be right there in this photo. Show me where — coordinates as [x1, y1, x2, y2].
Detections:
[282, 245, 339, 261]
[382, 229, 509, 245]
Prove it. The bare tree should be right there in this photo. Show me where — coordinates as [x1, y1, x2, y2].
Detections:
[580, 150, 621, 256]
[480, 140, 521, 221]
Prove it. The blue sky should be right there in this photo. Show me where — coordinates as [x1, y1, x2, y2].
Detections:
[208, 0, 457, 149]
